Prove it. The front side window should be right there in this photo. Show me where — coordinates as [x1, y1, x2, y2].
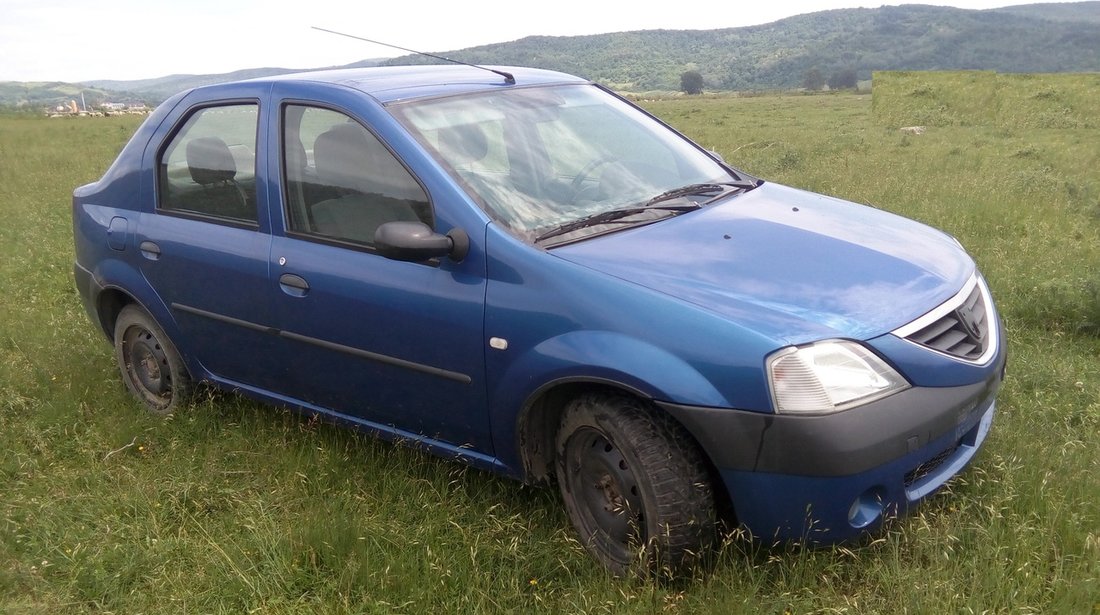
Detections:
[158, 104, 258, 222]
[282, 105, 431, 246]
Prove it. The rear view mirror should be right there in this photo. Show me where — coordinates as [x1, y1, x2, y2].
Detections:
[374, 221, 469, 263]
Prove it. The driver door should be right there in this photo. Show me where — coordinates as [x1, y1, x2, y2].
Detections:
[266, 101, 492, 453]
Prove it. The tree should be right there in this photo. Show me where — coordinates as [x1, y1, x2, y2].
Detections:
[828, 68, 859, 90]
[803, 68, 825, 91]
[680, 70, 704, 95]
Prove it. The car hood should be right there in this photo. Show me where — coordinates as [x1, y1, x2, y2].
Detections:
[552, 182, 974, 344]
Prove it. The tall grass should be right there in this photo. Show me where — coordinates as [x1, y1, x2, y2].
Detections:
[871, 70, 1100, 130]
[1, 76, 1098, 613]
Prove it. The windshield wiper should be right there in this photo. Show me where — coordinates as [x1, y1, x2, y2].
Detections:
[534, 203, 697, 243]
[642, 181, 758, 208]
[533, 180, 760, 244]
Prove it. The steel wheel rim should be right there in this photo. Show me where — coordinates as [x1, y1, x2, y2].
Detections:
[564, 427, 644, 559]
[123, 325, 173, 408]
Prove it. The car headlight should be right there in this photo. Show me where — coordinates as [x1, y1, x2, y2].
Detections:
[767, 340, 910, 414]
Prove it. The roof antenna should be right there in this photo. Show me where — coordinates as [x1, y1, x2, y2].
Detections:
[311, 26, 515, 84]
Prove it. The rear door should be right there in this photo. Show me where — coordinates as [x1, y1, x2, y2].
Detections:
[136, 90, 280, 388]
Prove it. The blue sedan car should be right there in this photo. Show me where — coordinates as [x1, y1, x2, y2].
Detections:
[73, 65, 1005, 576]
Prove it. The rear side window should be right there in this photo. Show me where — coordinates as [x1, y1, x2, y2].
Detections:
[282, 105, 431, 247]
[158, 104, 259, 222]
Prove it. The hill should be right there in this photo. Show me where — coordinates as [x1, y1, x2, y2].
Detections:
[83, 61, 386, 103]
[2, 2, 1097, 107]
[86, 68, 306, 102]
[0, 81, 141, 112]
[380, 3, 1100, 91]
[0, 61, 386, 111]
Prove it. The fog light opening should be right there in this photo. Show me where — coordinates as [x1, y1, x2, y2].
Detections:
[848, 487, 886, 529]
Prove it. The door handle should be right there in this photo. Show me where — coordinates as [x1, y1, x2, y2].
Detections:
[279, 273, 310, 297]
[139, 241, 161, 260]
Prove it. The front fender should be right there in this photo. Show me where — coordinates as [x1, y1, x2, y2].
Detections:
[488, 329, 732, 474]
[520, 330, 730, 407]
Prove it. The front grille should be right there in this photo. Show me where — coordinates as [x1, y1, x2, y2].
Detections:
[905, 444, 958, 487]
[904, 284, 990, 361]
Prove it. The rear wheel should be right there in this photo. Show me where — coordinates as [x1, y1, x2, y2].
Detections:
[555, 392, 716, 577]
[114, 305, 191, 415]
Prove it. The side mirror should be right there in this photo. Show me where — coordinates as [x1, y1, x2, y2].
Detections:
[374, 221, 469, 263]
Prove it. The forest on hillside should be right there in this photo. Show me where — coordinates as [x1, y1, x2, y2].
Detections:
[381, 4, 1100, 91]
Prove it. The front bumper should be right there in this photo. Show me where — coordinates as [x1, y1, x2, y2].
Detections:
[661, 349, 1005, 542]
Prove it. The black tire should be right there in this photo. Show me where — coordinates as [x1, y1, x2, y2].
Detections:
[114, 305, 192, 415]
[555, 392, 716, 578]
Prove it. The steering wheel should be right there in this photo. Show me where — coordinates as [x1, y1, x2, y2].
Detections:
[570, 155, 619, 195]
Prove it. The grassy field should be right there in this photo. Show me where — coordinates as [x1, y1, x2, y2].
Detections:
[871, 71, 1100, 130]
[1, 75, 1098, 613]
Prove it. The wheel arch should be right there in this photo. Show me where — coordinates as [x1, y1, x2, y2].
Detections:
[516, 378, 649, 483]
[83, 257, 177, 343]
[496, 330, 732, 476]
[87, 270, 202, 384]
[95, 287, 136, 339]
[514, 378, 739, 532]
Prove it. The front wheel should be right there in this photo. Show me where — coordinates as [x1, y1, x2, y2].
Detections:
[555, 392, 716, 577]
[114, 305, 192, 415]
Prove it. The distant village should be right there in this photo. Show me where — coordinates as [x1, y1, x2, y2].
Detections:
[46, 94, 149, 118]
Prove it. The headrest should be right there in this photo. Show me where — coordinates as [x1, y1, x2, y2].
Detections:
[186, 137, 237, 185]
[438, 123, 488, 165]
[314, 123, 374, 193]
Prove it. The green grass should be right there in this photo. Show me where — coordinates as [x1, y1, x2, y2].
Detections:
[2, 76, 1099, 613]
[871, 70, 1100, 130]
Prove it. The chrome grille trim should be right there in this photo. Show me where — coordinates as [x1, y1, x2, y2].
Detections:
[892, 273, 999, 365]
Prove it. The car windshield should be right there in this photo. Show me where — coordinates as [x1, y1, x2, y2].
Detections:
[392, 84, 750, 245]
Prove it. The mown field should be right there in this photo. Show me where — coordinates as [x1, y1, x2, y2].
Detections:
[1, 72, 1098, 613]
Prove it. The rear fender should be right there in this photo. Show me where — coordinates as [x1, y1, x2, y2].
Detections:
[86, 257, 209, 382]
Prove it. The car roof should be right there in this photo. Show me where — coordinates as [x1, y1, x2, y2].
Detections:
[240, 64, 590, 104]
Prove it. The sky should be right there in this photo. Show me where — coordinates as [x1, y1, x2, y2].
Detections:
[0, 0, 1072, 83]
